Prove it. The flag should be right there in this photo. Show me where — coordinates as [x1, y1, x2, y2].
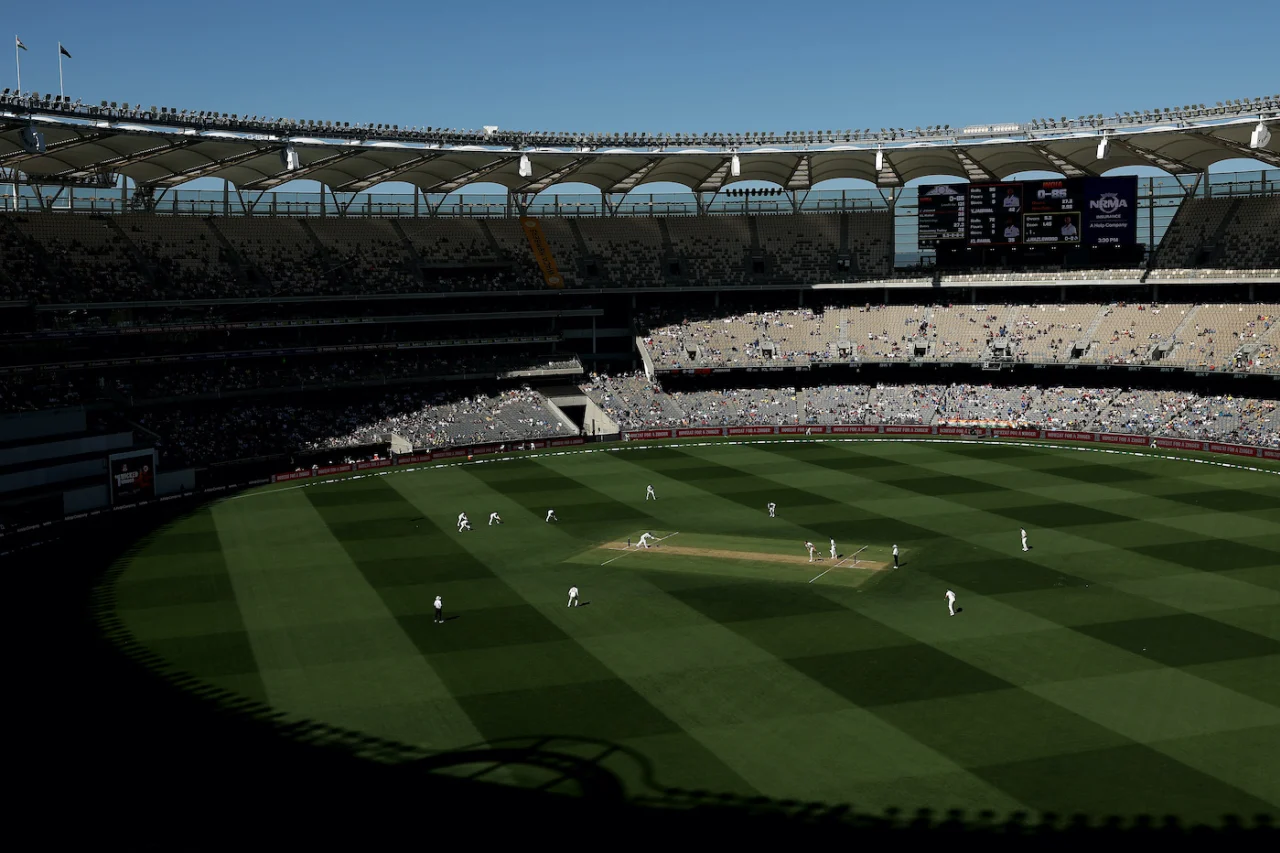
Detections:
[59, 44, 71, 58]
[15, 36, 27, 51]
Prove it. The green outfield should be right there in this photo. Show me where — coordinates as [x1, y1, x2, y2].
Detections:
[108, 438, 1280, 823]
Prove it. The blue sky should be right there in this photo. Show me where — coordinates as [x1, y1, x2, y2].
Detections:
[10, 0, 1276, 194]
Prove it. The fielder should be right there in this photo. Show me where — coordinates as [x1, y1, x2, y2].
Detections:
[1020, 528, 1029, 552]
[546, 509, 558, 523]
[767, 502, 776, 518]
[945, 589, 956, 617]
[805, 541, 816, 562]
[567, 586, 579, 607]
[892, 544, 899, 568]
[637, 532, 654, 549]
[434, 595, 444, 624]
[488, 512, 502, 526]
[830, 538, 837, 560]
[645, 484, 657, 501]
[458, 513, 472, 532]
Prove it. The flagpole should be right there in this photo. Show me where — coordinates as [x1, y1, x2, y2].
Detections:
[58, 44, 63, 97]
[14, 38, 20, 94]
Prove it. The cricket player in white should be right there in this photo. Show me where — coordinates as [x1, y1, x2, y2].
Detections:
[767, 502, 776, 518]
[458, 513, 472, 532]
[945, 589, 956, 617]
[546, 509, 558, 522]
[1021, 528, 1029, 551]
[892, 544, 899, 568]
[567, 586, 579, 607]
[434, 595, 444, 624]
[805, 541, 816, 562]
[830, 538, 837, 560]
[645, 484, 656, 500]
[637, 532, 654, 549]
[488, 512, 502, 526]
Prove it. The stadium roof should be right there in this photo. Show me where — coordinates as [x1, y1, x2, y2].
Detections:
[1, 93, 1277, 194]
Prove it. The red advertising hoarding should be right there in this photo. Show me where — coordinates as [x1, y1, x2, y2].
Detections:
[882, 425, 933, 435]
[1153, 438, 1205, 451]
[830, 425, 880, 434]
[778, 425, 827, 434]
[356, 459, 392, 470]
[992, 428, 1041, 438]
[1207, 443, 1258, 457]
[1098, 433, 1151, 446]
[1044, 430, 1096, 442]
[727, 426, 778, 436]
[937, 426, 988, 436]
[676, 428, 726, 437]
[625, 429, 673, 441]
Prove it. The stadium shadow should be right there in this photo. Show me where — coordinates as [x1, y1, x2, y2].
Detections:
[25, 505, 1279, 846]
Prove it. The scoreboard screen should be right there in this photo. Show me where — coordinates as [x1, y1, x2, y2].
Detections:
[918, 175, 1136, 248]
[917, 184, 965, 245]
[966, 182, 1024, 245]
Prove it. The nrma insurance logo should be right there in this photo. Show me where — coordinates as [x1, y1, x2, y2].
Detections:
[1089, 192, 1129, 214]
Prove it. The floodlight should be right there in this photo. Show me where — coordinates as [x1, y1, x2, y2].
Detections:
[875, 149, 884, 172]
[519, 154, 532, 177]
[730, 154, 741, 177]
[1096, 136, 1109, 160]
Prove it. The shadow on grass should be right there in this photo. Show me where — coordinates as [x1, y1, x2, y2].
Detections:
[33, 509, 1280, 846]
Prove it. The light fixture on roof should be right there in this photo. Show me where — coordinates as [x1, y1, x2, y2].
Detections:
[518, 154, 532, 177]
[1252, 121, 1273, 149]
[875, 148, 884, 172]
[730, 154, 741, 177]
[1096, 134, 1110, 161]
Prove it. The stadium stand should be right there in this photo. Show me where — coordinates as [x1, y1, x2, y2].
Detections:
[641, 303, 1280, 372]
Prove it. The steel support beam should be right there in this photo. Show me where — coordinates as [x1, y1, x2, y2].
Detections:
[149, 145, 286, 187]
[511, 156, 591, 194]
[1026, 144, 1094, 178]
[785, 154, 811, 190]
[420, 157, 517, 194]
[953, 149, 998, 181]
[874, 150, 902, 187]
[695, 158, 732, 193]
[45, 137, 205, 180]
[238, 149, 368, 191]
[331, 151, 445, 193]
[1191, 131, 1280, 169]
[0, 130, 115, 166]
[608, 158, 661, 194]
[1110, 138, 1198, 174]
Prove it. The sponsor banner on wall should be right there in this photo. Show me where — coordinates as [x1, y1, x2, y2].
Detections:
[395, 453, 434, 465]
[778, 425, 827, 435]
[1044, 430, 1096, 442]
[1259, 448, 1280, 460]
[676, 428, 726, 438]
[317, 464, 354, 476]
[1098, 433, 1151, 446]
[109, 449, 157, 505]
[727, 426, 778, 436]
[937, 426, 989, 436]
[830, 425, 880, 434]
[883, 425, 933, 435]
[356, 459, 392, 471]
[271, 470, 313, 483]
[549, 437, 586, 447]
[470, 444, 505, 457]
[992, 429, 1041, 438]
[1154, 438, 1205, 451]
[433, 448, 467, 460]
[624, 430, 673, 441]
[1207, 442, 1259, 457]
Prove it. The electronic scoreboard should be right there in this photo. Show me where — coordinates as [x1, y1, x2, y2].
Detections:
[918, 175, 1136, 247]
